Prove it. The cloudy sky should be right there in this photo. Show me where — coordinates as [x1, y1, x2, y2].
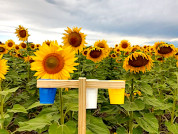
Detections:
[0, 0, 178, 47]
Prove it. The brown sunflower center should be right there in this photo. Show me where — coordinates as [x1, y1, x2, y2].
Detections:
[31, 44, 35, 48]
[112, 54, 116, 57]
[0, 47, 5, 52]
[175, 52, 178, 55]
[84, 50, 87, 55]
[122, 43, 128, 48]
[19, 30, 27, 38]
[97, 43, 105, 48]
[21, 43, 26, 48]
[129, 55, 149, 67]
[158, 46, 173, 54]
[43, 53, 64, 74]
[68, 32, 82, 47]
[8, 42, 13, 47]
[90, 49, 102, 58]
[116, 49, 120, 52]
[15, 46, 20, 50]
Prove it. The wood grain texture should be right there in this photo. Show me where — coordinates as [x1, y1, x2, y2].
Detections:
[37, 80, 79, 88]
[78, 77, 86, 134]
[37, 79, 125, 89]
[86, 80, 125, 89]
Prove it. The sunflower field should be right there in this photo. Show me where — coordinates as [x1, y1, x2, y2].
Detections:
[0, 25, 177, 134]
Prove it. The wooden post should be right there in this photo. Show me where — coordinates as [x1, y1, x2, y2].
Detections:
[78, 77, 86, 134]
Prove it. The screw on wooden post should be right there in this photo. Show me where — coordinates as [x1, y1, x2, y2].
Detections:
[37, 78, 125, 134]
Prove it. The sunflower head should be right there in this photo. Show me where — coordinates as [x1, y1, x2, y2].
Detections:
[94, 40, 110, 57]
[36, 44, 41, 49]
[111, 53, 117, 58]
[86, 47, 105, 63]
[82, 49, 88, 56]
[0, 45, 8, 54]
[155, 43, 175, 58]
[0, 55, 9, 80]
[94, 40, 109, 49]
[119, 40, 131, 52]
[62, 27, 87, 52]
[30, 43, 36, 50]
[174, 48, 178, 60]
[116, 58, 122, 64]
[15, 25, 29, 41]
[123, 52, 153, 73]
[20, 42, 27, 49]
[5, 39, 15, 50]
[131, 45, 140, 52]
[24, 56, 32, 63]
[31, 41, 78, 80]
[43, 40, 52, 46]
[115, 44, 119, 48]
[14, 45, 20, 51]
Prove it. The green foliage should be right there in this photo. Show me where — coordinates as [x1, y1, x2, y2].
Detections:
[0, 48, 177, 134]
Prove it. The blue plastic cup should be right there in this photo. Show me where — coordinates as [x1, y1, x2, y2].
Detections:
[39, 88, 57, 104]
[39, 79, 57, 104]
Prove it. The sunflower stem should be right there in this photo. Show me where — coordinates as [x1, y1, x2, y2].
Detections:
[129, 78, 134, 134]
[171, 73, 178, 124]
[59, 88, 64, 125]
[77, 50, 81, 78]
[0, 80, 4, 129]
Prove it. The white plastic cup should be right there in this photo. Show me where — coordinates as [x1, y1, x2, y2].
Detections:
[86, 79, 98, 109]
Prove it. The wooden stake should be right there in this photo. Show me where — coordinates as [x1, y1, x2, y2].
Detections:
[78, 77, 86, 134]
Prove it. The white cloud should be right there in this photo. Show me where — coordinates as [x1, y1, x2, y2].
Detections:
[0, 0, 178, 47]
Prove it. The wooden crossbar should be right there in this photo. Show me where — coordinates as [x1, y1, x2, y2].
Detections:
[37, 78, 125, 134]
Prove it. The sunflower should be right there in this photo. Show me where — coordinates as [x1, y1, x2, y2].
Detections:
[0, 45, 8, 54]
[86, 47, 105, 63]
[114, 47, 121, 54]
[31, 42, 78, 79]
[43, 40, 52, 46]
[36, 44, 41, 49]
[19, 42, 27, 49]
[62, 27, 87, 52]
[111, 53, 117, 58]
[0, 55, 9, 80]
[116, 58, 122, 64]
[82, 49, 88, 56]
[174, 48, 178, 60]
[119, 40, 131, 52]
[123, 52, 153, 73]
[15, 25, 29, 41]
[131, 45, 140, 52]
[24, 56, 32, 63]
[30, 43, 36, 50]
[14, 45, 20, 51]
[5, 39, 15, 50]
[94, 40, 109, 51]
[153, 41, 165, 50]
[155, 43, 175, 58]
[115, 44, 119, 48]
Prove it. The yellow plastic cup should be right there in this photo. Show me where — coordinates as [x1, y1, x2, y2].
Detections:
[108, 80, 125, 104]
